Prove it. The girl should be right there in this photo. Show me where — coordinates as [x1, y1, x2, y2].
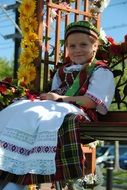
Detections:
[0, 20, 115, 190]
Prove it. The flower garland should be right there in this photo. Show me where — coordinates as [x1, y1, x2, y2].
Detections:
[18, 0, 39, 88]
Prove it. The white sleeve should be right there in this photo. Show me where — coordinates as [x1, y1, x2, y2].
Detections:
[51, 71, 62, 90]
[86, 68, 115, 115]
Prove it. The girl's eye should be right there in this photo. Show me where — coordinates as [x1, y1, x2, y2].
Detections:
[81, 43, 87, 47]
[69, 44, 76, 48]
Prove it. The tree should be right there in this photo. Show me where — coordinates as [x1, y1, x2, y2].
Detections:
[0, 58, 13, 80]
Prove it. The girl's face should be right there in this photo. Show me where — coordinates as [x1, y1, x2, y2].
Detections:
[66, 32, 98, 65]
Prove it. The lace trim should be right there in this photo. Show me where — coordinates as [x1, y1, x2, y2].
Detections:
[2, 128, 56, 144]
[0, 129, 57, 175]
[0, 154, 56, 175]
[0, 126, 58, 174]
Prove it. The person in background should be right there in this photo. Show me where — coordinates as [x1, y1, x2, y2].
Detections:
[0, 20, 115, 190]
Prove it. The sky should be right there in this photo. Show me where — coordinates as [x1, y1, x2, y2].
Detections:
[0, 0, 127, 62]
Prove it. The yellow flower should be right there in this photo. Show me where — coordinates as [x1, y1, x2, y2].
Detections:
[19, 53, 27, 65]
[17, 64, 36, 85]
[30, 45, 39, 59]
[30, 17, 38, 32]
[18, 0, 38, 89]
[26, 32, 39, 42]
[22, 26, 31, 35]
[19, 52, 32, 65]
[21, 35, 39, 59]
[20, 16, 38, 35]
[19, 0, 36, 17]
[24, 47, 34, 58]
[19, 19, 31, 34]
[21, 37, 33, 47]
[21, 39, 29, 49]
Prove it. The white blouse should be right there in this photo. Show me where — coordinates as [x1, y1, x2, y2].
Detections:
[51, 66, 115, 115]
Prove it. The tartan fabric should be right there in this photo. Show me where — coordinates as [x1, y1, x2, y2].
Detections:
[54, 113, 86, 181]
[0, 113, 90, 185]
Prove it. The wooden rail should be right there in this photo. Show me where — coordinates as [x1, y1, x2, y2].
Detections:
[80, 111, 127, 142]
[42, 0, 100, 91]
[79, 111, 127, 176]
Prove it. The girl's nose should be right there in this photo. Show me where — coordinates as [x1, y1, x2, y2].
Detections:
[74, 46, 81, 51]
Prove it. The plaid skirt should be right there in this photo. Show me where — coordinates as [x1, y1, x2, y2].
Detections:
[0, 113, 93, 185]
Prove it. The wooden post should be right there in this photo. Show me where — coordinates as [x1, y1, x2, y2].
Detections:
[34, 0, 44, 92]
[43, 0, 51, 92]
[81, 145, 96, 175]
[14, 5, 21, 79]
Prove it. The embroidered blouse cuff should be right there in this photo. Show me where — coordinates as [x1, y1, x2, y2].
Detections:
[85, 92, 108, 115]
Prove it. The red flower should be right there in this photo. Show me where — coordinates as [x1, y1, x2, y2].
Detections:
[19, 81, 27, 88]
[2, 77, 13, 84]
[0, 84, 7, 95]
[96, 50, 109, 61]
[0, 78, 28, 110]
[109, 44, 122, 56]
[25, 90, 37, 101]
[106, 37, 116, 45]
[121, 42, 127, 53]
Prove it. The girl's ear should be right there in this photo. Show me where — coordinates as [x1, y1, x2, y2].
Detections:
[93, 41, 99, 52]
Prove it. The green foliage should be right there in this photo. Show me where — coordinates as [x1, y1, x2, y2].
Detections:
[110, 58, 127, 111]
[0, 58, 13, 80]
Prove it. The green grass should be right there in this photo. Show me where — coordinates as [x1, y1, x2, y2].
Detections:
[102, 168, 127, 188]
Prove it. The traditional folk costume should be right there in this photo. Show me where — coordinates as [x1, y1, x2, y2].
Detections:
[0, 20, 115, 188]
[0, 60, 115, 185]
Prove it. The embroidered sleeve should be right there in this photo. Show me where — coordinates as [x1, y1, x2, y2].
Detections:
[86, 68, 115, 115]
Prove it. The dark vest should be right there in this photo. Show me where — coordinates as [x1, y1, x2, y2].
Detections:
[54, 61, 109, 96]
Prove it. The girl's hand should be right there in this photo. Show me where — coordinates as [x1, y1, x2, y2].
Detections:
[40, 92, 61, 101]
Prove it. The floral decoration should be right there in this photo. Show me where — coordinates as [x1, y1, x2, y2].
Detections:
[50, 0, 110, 19]
[89, 0, 110, 15]
[18, 0, 39, 87]
[0, 78, 24, 110]
[66, 164, 104, 190]
[0, 77, 38, 110]
[42, 0, 110, 35]
[96, 34, 127, 65]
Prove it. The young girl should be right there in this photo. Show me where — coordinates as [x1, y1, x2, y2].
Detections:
[0, 20, 115, 190]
